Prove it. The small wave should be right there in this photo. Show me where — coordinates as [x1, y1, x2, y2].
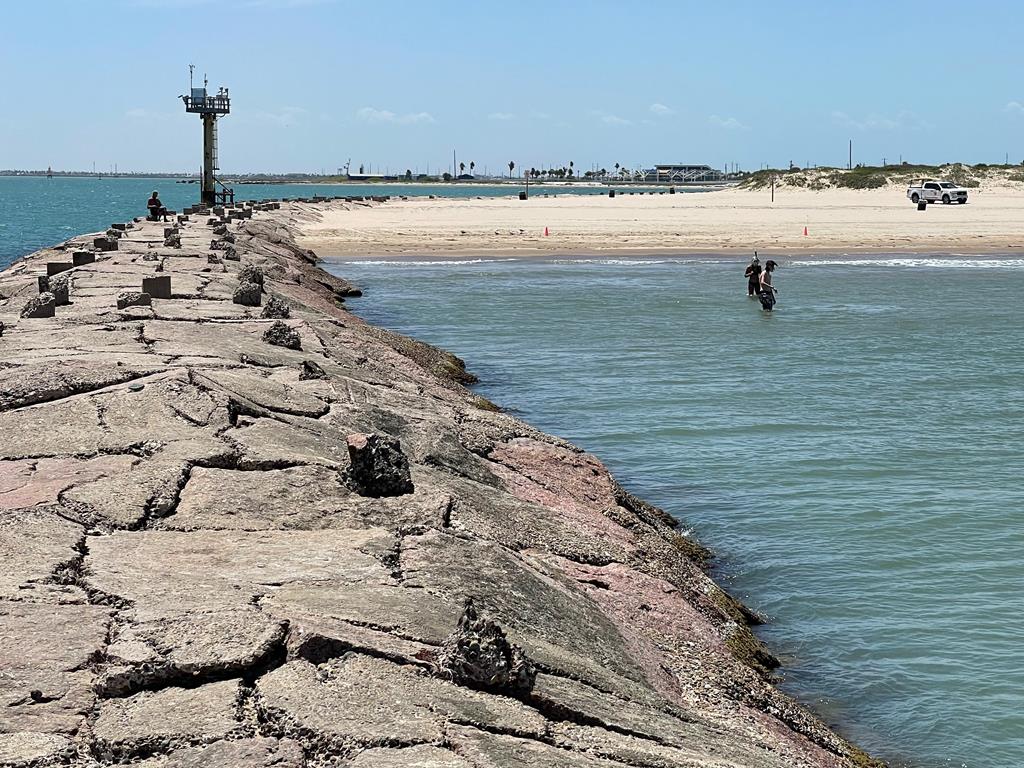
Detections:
[546, 257, 730, 266]
[332, 258, 520, 266]
[549, 258, 677, 266]
[791, 257, 1024, 269]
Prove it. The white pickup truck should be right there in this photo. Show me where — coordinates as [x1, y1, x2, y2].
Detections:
[906, 179, 969, 205]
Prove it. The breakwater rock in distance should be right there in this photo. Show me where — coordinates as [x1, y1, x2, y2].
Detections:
[0, 199, 882, 767]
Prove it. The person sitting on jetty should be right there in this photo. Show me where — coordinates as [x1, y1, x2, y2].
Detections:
[758, 260, 778, 311]
[744, 253, 761, 297]
[147, 191, 169, 222]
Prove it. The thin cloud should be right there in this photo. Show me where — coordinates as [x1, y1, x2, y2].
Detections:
[487, 112, 516, 121]
[125, 0, 335, 6]
[831, 110, 929, 131]
[593, 111, 631, 126]
[356, 107, 435, 125]
[649, 103, 674, 116]
[253, 106, 308, 126]
[125, 108, 175, 120]
[1005, 101, 1024, 115]
[709, 114, 747, 130]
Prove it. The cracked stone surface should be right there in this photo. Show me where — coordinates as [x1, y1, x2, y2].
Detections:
[92, 679, 243, 760]
[97, 607, 286, 696]
[255, 654, 547, 748]
[348, 745, 473, 768]
[132, 737, 304, 768]
[0, 202, 876, 768]
[164, 464, 449, 532]
[0, 732, 75, 767]
[0, 602, 111, 735]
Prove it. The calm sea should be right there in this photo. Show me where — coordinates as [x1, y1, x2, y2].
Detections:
[0, 176, 689, 268]
[325, 255, 1024, 768]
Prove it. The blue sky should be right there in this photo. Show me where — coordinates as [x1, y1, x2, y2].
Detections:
[4, 0, 1024, 174]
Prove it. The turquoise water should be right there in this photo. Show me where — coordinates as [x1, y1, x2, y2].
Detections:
[325, 254, 1024, 768]
[0, 176, 687, 267]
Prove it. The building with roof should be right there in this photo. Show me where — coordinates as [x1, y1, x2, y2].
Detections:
[649, 164, 725, 183]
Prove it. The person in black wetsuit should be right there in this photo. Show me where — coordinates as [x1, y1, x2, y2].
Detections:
[147, 191, 168, 222]
[758, 259, 778, 310]
[744, 254, 761, 296]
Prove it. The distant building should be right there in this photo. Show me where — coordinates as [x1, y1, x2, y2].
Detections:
[649, 164, 725, 183]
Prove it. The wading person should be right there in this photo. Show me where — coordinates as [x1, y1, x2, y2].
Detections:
[758, 259, 778, 311]
[147, 191, 168, 222]
[744, 253, 761, 297]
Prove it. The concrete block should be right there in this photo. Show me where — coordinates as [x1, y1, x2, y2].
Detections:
[47, 262, 73, 276]
[94, 237, 118, 252]
[110, 222, 127, 231]
[37, 276, 50, 293]
[117, 291, 152, 310]
[163, 227, 179, 239]
[21, 293, 56, 319]
[49, 273, 71, 306]
[73, 251, 96, 266]
[141, 276, 171, 299]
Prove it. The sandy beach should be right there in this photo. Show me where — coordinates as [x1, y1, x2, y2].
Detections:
[297, 183, 1024, 258]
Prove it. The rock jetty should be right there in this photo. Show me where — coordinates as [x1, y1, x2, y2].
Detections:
[0, 200, 881, 767]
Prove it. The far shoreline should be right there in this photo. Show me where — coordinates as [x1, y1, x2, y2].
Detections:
[320, 245, 1024, 262]
[296, 187, 1024, 259]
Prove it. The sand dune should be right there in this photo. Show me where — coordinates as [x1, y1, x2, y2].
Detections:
[297, 183, 1024, 258]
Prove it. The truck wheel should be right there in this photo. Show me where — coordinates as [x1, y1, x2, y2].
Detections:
[911, 193, 920, 203]
[942, 195, 951, 204]
[959, 199, 967, 204]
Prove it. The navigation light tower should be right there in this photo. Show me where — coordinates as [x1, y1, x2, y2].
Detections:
[181, 66, 232, 206]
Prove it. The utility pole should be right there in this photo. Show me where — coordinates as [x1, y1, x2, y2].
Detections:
[849, 139, 853, 170]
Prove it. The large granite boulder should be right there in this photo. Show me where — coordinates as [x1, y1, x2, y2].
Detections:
[233, 281, 262, 306]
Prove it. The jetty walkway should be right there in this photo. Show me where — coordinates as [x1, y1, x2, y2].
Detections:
[0, 200, 877, 767]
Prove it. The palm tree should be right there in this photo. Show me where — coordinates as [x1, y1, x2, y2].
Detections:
[508, 160, 515, 178]
[469, 161, 475, 175]
[459, 162, 465, 176]
[568, 161, 574, 178]
[614, 162, 620, 175]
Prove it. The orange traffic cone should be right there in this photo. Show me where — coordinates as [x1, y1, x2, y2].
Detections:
[803, 226, 808, 236]
[544, 226, 549, 236]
